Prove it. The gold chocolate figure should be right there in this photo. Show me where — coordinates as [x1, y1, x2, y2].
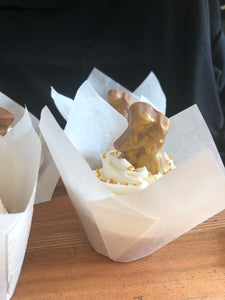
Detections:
[114, 102, 171, 174]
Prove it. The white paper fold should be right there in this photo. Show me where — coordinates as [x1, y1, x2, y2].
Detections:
[164, 105, 225, 173]
[39, 106, 114, 208]
[0, 91, 59, 204]
[90, 149, 225, 261]
[65, 81, 127, 169]
[0, 109, 41, 300]
[50, 87, 73, 122]
[51, 67, 166, 123]
[87, 68, 166, 113]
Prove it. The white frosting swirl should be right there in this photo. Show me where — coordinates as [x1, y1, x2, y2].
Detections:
[94, 150, 176, 195]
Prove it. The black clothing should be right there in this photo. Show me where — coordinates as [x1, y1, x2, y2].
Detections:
[0, 0, 224, 163]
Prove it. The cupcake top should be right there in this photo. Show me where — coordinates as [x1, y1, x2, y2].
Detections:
[94, 150, 175, 195]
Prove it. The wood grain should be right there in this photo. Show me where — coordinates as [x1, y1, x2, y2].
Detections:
[13, 180, 225, 300]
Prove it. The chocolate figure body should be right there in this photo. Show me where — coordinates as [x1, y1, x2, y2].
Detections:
[114, 102, 171, 174]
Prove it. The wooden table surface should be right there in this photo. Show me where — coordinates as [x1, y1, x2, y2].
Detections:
[13, 179, 225, 300]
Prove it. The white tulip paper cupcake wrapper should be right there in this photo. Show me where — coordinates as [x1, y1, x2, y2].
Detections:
[39, 69, 225, 262]
[0, 92, 60, 204]
[0, 110, 41, 300]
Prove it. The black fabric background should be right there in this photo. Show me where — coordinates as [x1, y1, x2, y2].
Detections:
[0, 0, 224, 164]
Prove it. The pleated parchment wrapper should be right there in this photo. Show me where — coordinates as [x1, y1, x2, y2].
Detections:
[0, 92, 60, 204]
[40, 68, 225, 262]
[0, 109, 41, 300]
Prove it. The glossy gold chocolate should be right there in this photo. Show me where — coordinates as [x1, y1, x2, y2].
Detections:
[0, 107, 15, 136]
[108, 89, 133, 118]
[114, 102, 171, 174]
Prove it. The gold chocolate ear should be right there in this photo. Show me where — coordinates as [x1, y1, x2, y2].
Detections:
[108, 89, 133, 118]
